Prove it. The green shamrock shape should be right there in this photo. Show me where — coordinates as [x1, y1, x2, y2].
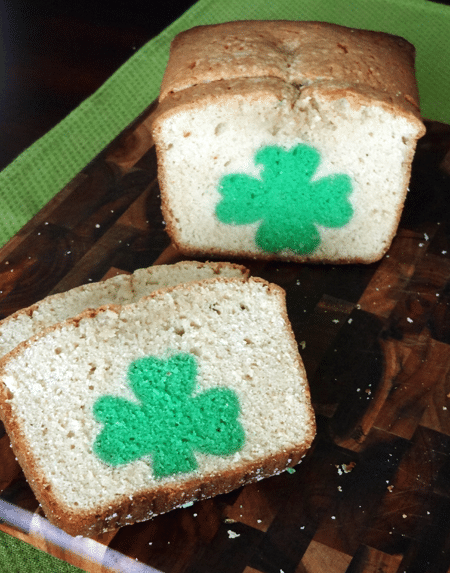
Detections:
[93, 353, 245, 478]
[215, 144, 354, 254]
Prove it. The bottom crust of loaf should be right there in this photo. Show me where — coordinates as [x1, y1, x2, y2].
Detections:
[36, 441, 314, 537]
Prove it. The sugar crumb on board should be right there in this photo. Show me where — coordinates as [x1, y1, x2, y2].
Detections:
[336, 461, 356, 475]
[227, 530, 240, 539]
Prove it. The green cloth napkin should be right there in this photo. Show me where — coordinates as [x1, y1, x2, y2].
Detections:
[0, 0, 449, 249]
[0, 530, 83, 573]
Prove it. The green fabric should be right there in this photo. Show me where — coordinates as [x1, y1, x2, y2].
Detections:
[0, 0, 449, 249]
[0, 530, 83, 573]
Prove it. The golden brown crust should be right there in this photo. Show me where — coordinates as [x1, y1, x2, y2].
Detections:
[159, 20, 423, 124]
[0, 277, 316, 536]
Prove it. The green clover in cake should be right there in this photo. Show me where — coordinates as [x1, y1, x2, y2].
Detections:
[216, 144, 354, 254]
[93, 353, 245, 478]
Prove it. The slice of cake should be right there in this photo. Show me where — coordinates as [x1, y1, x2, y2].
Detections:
[151, 21, 426, 263]
[0, 277, 315, 537]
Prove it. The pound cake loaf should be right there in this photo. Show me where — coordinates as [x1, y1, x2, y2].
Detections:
[151, 21, 426, 263]
[0, 260, 248, 358]
[0, 277, 315, 537]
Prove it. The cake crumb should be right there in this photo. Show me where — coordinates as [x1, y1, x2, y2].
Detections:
[339, 462, 356, 474]
[228, 530, 240, 539]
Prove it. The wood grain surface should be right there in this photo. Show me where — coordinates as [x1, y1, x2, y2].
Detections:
[1, 111, 450, 573]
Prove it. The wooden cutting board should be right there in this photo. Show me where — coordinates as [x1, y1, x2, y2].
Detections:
[1, 106, 450, 573]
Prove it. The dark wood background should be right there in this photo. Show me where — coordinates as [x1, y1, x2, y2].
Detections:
[2, 4, 450, 572]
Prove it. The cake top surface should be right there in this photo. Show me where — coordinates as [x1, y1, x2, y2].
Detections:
[158, 20, 423, 124]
